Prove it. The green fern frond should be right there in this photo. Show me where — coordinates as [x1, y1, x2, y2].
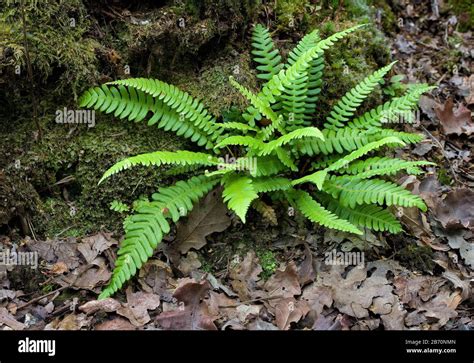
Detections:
[215, 122, 258, 132]
[339, 157, 435, 179]
[222, 176, 258, 223]
[260, 24, 365, 105]
[107, 78, 223, 143]
[324, 62, 396, 130]
[214, 135, 265, 152]
[99, 175, 219, 299]
[79, 84, 215, 149]
[347, 84, 435, 129]
[321, 195, 402, 233]
[283, 29, 325, 126]
[323, 176, 427, 211]
[251, 24, 283, 80]
[293, 136, 405, 188]
[229, 76, 280, 124]
[99, 151, 218, 184]
[253, 155, 287, 176]
[251, 176, 292, 193]
[288, 189, 363, 235]
[259, 127, 325, 155]
[296, 127, 374, 155]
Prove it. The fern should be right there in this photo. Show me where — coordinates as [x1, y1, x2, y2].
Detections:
[251, 24, 283, 80]
[324, 62, 397, 130]
[320, 195, 402, 233]
[288, 189, 363, 235]
[99, 175, 219, 298]
[78, 23, 435, 298]
[99, 151, 218, 184]
[222, 175, 258, 223]
[323, 176, 427, 211]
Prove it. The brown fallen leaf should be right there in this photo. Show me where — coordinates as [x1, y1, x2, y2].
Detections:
[229, 251, 263, 301]
[177, 251, 202, 275]
[79, 298, 121, 315]
[138, 260, 175, 299]
[174, 189, 231, 254]
[297, 245, 315, 286]
[117, 288, 161, 327]
[156, 280, 217, 330]
[435, 98, 474, 136]
[95, 317, 137, 330]
[274, 297, 310, 330]
[0, 306, 25, 330]
[78, 232, 117, 264]
[49, 261, 68, 275]
[45, 313, 90, 330]
[301, 284, 333, 316]
[434, 188, 474, 230]
[264, 261, 301, 301]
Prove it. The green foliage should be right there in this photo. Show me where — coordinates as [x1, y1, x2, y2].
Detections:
[80, 23, 434, 298]
[110, 200, 129, 213]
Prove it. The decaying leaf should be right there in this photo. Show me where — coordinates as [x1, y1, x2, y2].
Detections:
[434, 188, 474, 230]
[174, 189, 231, 254]
[117, 288, 161, 327]
[155, 279, 217, 330]
[229, 251, 263, 301]
[274, 297, 310, 330]
[435, 98, 474, 136]
[0, 307, 25, 330]
[79, 298, 121, 315]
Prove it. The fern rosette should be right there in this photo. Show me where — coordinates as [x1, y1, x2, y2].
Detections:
[79, 24, 434, 298]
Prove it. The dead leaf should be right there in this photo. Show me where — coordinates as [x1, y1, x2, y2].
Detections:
[78, 232, 117, 264]
[79, 298, 121, 315]
[229, 251, 263, 301]
[117, 288, 161, 327]
[0, 307, 25, 330]
[264, 261, 301, 301]
[156, 280, 217, 330]
[274, 297, 310, 330]
[301, 284, 333, 316]
[49, 261, 68, 275]
[435, 98, 474, 136]
[297, 245, 315, 286]
[95, 317, 136, 330]
[174, 189, 231, 254]
[45, 313, 90, 330]
[30, 238, 80, 270]
[177, 251, 202, 275]
[434, 188, 474, 230]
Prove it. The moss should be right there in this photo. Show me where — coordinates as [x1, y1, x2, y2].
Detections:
[396, 244, 435, 273]
[449, 0, 474, 31]
[256, 250, 278, 280]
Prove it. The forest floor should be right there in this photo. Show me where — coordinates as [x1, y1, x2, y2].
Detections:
[0, 1, 473, 331]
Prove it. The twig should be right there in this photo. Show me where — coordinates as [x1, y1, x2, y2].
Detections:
[219, 295, 283, 308]
[17, 285, 70, 310]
